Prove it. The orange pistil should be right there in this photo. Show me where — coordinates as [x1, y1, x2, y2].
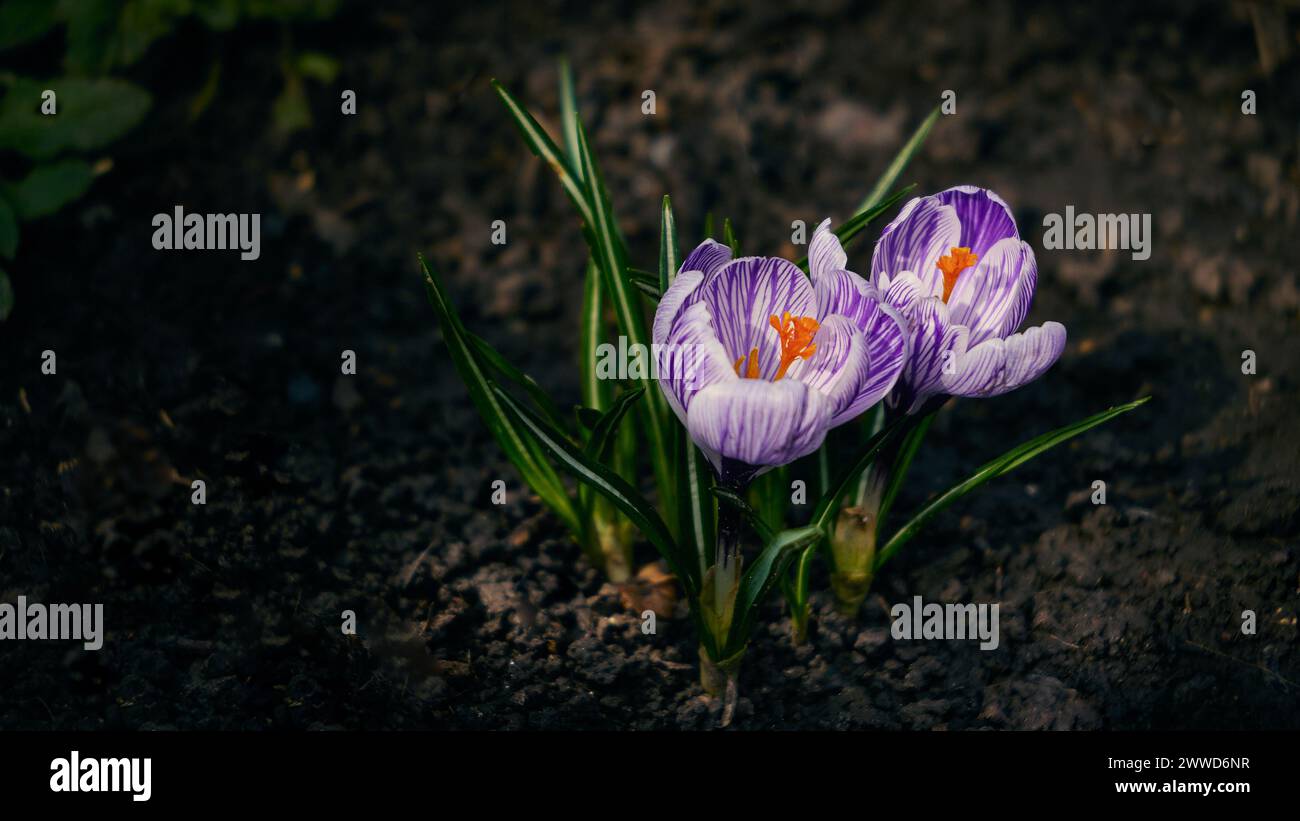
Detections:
[936, 246, 979, 302]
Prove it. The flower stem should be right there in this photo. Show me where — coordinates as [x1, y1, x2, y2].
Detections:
[591, 515, 632, 583]
[698, 472, 749, 721]
[698, 644, 745, 726]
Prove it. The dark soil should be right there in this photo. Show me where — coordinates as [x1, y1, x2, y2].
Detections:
[1, 0, 1297, 729]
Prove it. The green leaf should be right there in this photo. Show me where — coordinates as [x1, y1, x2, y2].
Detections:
[583, 387, 644, 462]
[0, 196, 17, 258]
[876, 397, 1151, 569]
[0, 0, 59, 52]
[490, 79, 592, 227]
[677, 431, 716, 582]
[625, 267, 661, 299]
[790, 543, 816, 606]
[659, 195, 680, 294]
[491, 383, 697, 596]
[779, 539, 818, 639]
[419, 253, 582, 537]
[857, 106, 940, 213]
[875, 412, 933, 533]
[272, 70, 311, 135]
[0, 77, 151, 160]
[748, 466, 788, 534]
[794, 186, 914, 271]
[815, 443, 831, 500]
[723, 217, 739, 255]
[577, 252, 612, 530]
[810, 419, 903, 535]
[558, 59, 583, 183]
[3, 159, 94, 220]
[577, 258, 609, 435]
[725, 525, 823, 654]
[0, 266, 13, 321]
[296, 50, 339, 84]
[571, 116, 677, 530]
[574, 406, 603, 431]
[497, 70, 676, 534]
[467, 330, 570, 435]
[711, 486, 774, 544]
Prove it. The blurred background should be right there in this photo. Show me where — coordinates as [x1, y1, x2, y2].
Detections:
[0, 0, 1297, 729]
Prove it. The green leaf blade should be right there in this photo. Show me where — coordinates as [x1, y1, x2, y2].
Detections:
[794, 185, 914, 271]
[3, 159, 94, 220]
[711, 486, 774, 544]
[419, 254, 582, 537]
[810, 418, 903, 534]
[725, 525, 823, 654]
[490, 79, 593, 226]
[659, 195, 679, 294]
[468, 330, 570, 435]
[582, 387, 644, 462]
[571, 116, 677, 531]
[857, 106, 940, 213]
[491, 383, 697, 596]
[876, 397, 1151, 569]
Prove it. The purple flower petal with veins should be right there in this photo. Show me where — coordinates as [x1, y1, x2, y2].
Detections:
[654, 221, 906, 484]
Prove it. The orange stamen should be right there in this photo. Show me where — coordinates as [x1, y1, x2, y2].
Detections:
[936, 246, 979, 302]
[733, 347, 761, 379]
[767, 311, 820, 381]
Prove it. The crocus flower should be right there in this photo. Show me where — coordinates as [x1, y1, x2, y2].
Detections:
[654, 221, 906, 486]
[869, 185, 1066, 414]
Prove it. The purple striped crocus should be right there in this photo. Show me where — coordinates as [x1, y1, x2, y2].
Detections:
[869, 185, 1066, 414]
[654, 221, 907, 486]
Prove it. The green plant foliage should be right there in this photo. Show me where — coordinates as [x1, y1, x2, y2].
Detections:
[0, 78, 152, 160]
[2, 160, 94, 220]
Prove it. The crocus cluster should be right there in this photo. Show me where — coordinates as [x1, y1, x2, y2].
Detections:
[432, 72, 1148, 717]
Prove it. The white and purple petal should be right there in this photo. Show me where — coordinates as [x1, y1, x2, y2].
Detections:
[784, 315, 870, 425]
[880, 270, 929, 318]
[870, 196, 960, 296]
[653, 269, 704, 348]
[940, 321, 1066, 399]
[933, 185, 1018, 257]
[895, 297, 968, 413]
[655, 300, 736, 423]
[678, 238, 733, 280]
[846, 303, 907, 418]
[814, 266, 882, 326]
[694, 256, 815, 381]
[808, 218, 847, 281]
[686, 378, 832, 473]
[946, 237, 1036, 346]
